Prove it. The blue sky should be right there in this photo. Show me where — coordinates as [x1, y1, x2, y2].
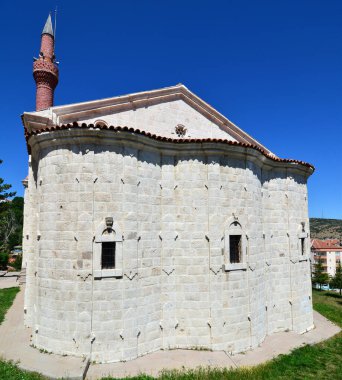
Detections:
[0, 0, 341, 218]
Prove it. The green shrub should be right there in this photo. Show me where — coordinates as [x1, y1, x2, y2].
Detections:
[0, 252, 8, 270]
[11, 254, 22, 271]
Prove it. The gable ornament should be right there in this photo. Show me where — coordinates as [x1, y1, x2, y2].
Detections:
[175, 124, 187, 137]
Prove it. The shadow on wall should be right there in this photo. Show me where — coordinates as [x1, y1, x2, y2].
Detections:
[31, 140, 307, 188]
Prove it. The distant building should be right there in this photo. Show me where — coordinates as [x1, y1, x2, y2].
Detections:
[10, 246, 22, 256]
[311, 239, 342, 277]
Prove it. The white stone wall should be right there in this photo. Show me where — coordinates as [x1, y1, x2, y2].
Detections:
[24, 130, 313, 362]
[78, 99, 238, 140]
[22, 157, 39, 327]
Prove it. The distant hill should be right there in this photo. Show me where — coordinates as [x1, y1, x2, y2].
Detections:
[310, 218, 342, 240]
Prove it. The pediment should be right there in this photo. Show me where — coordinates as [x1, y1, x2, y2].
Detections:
[23, 84, 272, 153]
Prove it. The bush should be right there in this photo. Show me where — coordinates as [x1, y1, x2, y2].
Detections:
[12, 254, 22, 271]
[0, 252, 8, 270]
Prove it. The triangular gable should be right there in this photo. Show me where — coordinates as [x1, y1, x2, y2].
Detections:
[23, 84, 274, 155]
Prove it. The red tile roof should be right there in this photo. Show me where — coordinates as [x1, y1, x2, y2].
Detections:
[311, 239, 342, 251]
[25, 122, 315, 170]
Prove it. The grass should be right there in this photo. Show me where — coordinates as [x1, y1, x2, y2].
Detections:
[104, 336, 342, 380]
[312, 290, 342, 327]
[0, 287, 19, 324]
[0, 360, 46, 380]
[0, 288, 341, 379]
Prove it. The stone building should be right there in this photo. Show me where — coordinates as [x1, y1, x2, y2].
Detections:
[21, 15, 314, 363]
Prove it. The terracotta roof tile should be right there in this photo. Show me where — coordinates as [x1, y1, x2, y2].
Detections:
[25, 122, 315, 170]
[311, 239, 342, 251]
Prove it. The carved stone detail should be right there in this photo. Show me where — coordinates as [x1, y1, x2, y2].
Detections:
[175, 124, 187, 137]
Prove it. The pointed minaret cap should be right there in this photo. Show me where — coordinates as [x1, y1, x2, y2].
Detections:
[42, 14, 54, 36]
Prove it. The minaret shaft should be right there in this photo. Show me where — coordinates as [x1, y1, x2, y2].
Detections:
[33, 14, 59, 111]
[41, 34, 54, 60]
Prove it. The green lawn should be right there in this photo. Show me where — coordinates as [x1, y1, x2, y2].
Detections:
[0, 288, 341, 380]
[0, 287, 19, 324]
[312, 290, 342, 328]
[0, 359, 46, 380]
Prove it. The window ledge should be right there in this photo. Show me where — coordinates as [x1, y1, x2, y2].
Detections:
[94, 269, 123, 279]
[290, 256, 310, 264]
[224, 263, 247, 272]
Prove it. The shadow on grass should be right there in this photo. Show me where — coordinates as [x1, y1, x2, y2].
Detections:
[324, 292, 342, 300]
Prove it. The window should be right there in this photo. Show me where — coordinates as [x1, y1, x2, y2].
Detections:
[94, 216, 123, 278]
[297, 222, 308, 261]
[300, 238, 305, 256]
[224, 217, 247, 271]
[230, 235, 242, 263]
[101, 242, 116, 269]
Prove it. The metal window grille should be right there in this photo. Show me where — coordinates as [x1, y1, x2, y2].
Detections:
[230, 235, 242, 263]
[101, 242, 116, 269]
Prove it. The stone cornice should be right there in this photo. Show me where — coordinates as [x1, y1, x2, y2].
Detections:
[27, 122, 314, 177]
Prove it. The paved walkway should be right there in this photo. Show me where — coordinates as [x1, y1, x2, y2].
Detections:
[0, 287, 88, 380]
[0, 286, 340, 379]
[87, 310, 340, 379]
[0, 272, 20, 289]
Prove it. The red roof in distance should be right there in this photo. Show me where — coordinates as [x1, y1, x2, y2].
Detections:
[311, 239, 342, 251]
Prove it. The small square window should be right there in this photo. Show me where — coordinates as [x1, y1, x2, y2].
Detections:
[230, 235, 242, 263]
[102, 242, 116, 269]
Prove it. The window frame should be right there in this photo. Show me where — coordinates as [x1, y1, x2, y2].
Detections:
[297, 222, 309, 262]
[224, 218, 247, 271]
[93, 217, 123, 279]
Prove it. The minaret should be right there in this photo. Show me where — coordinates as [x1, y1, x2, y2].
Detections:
[33, 14, 59, 111]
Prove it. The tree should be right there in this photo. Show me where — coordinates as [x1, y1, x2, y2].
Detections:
[0, 160, 16, 209]
[0, 252, 9, 270]
[0, 160, 17, 253]
[330, 262, 342, 296]
[312, 257, 329, 290]
[0, 210, 16, 251]
[11, 254, 22, 271]
[7, 197, 24, 249]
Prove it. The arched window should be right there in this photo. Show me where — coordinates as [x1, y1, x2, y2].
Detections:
[93, 217, 123, 278]
[224, 216, 247, 271]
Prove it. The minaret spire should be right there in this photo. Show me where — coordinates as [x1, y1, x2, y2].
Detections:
[42, 14, 54, 36]
[33, 13, 59, 111]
